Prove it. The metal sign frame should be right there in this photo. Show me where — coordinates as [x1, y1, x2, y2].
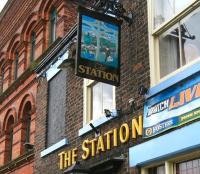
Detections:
[76, 6, 122, 86]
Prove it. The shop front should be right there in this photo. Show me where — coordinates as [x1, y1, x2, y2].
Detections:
[129, 71, 200, 174]
[58, 116, 143, 174]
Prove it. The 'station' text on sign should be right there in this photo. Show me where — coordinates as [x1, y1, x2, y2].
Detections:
[58, 116, 142, 170]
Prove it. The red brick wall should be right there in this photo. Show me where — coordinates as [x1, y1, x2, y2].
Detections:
[34, 0, 149, 174]
[0, 0, 77, 173]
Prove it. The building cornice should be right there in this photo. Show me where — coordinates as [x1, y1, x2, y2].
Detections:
[0, 0, 14, 22]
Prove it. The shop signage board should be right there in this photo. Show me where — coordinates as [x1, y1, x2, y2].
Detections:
[143, 73, 200, 138]
[76, 6, 121, 86]
[58, 116, 143, 170]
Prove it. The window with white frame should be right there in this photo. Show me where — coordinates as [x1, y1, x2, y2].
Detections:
[84, 79, 115, 124]
[149, 0, 200, 85]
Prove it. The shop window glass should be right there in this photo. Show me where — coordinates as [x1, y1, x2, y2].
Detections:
[159, 7, 200, 78]
[30, 32, 36, 62]
[176, 158, 200, 174]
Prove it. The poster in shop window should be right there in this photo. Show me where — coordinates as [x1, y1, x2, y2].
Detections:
[76, 6, 122, 86]
[143, 72, 200, 138]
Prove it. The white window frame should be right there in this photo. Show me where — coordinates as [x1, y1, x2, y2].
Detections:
[148, 0, 200, 87]
[83, 79, 116, 125]
[141, 153, 200, 174]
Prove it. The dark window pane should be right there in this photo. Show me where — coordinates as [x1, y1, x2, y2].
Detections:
[14, 52, 19, 80]
[30, 32, 36, 62]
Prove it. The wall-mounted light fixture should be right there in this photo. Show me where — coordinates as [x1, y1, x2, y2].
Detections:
[128, 98, 137, 112]
[138, 85, 148, 95]
[58, 58, 75, 69]
[24, 142, 34, 151]
[89, 123, 100, 136]
[104, 109, 120, 118]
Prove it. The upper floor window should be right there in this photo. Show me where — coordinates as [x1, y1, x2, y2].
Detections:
[1, 67, 5, 83]
[45, 51, 68, 147]
[0, 66, 5, 93]
[149, 0, 200, 85]
[5, 116, 14, 162]
[84, 80, 115, 124]
[154, 0, 192, 29]
[30, 32, 36, 62]
[49, 8, 57, 44]
[14, 51, 19, 80]
[22, 102, 32, 145]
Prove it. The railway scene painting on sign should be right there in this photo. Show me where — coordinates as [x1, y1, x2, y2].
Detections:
[76, 6, 121, 86]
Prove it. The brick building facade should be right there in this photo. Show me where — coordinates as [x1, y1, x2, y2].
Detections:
[0, 0, 76, 173]
[34, 0, 200, 174]
[1, 0, 200, 174]
[34, 0, 149, 174]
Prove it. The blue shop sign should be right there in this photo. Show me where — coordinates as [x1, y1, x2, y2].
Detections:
[143, 73, 200, 138]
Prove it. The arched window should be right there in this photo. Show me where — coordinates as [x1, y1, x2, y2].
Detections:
[0, 66, 4, 93]
[49, 8, 57, 44]
[22, 102, 32, 152]
[14, 51, 19, 80]
[5, 116, 14, 162]
[30, 32, 36, 63]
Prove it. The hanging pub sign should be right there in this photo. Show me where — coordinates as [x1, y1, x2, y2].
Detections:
[143, 72, 200, 138]
[76, 6, 122, 86]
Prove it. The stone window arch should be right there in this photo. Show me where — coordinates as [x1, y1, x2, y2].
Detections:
[18, 93, 35, 153]
[7, 34, 20, 82]
[21, 12, 38, 66]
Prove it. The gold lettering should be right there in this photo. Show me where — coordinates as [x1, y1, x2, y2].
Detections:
[78, 65, 85, 73]
[90, 139, 97, 157]
[96, 136, 105, 154]
[72, 148, 78, 164]
[113, 128, 118, 147]
[85, 66, 91, 75]
[64, 150, 72, 167]
[104, 130, 113, 150]
[106, 73, 113, 80]
[91, 68, 97, 77]
[113, 74, 119, 82]
[132, 115, 143, 138]
[58, 152, 66, 170]
[82, 140, 90, 160]
[119, 123, 130, 143]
